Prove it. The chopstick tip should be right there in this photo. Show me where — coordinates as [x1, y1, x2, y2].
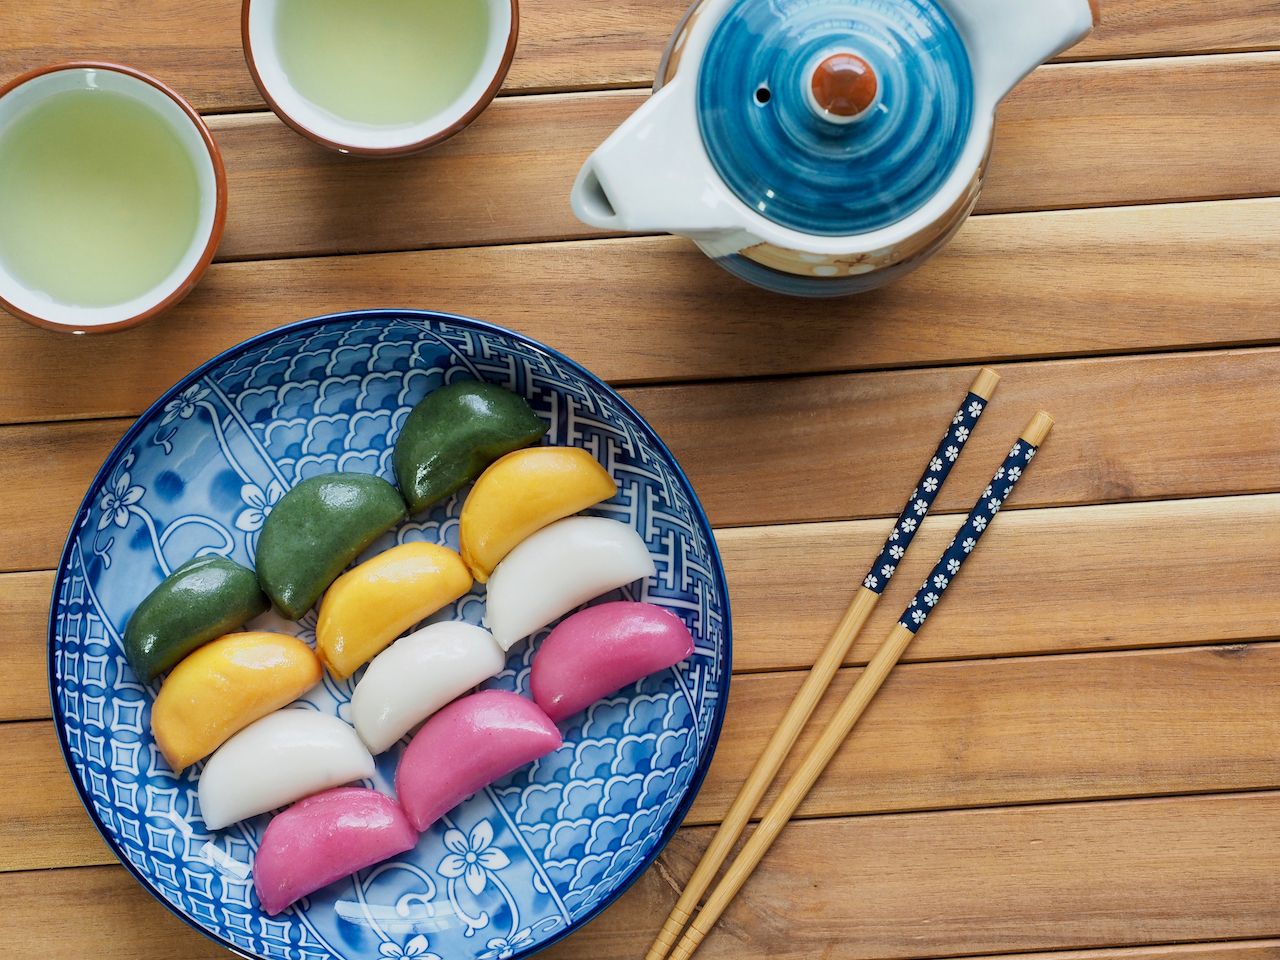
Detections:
[970, 367, 1001, 401]
[1022, 411, 1055, 447]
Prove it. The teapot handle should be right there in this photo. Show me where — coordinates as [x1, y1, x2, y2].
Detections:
[948, 0, 1097, 104]
[570, 81, 749, 242]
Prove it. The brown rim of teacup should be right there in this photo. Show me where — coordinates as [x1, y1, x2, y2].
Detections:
[0, 61, 227, 335]
[241, 0, 520, 157]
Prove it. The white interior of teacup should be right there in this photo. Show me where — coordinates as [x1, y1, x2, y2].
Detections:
[0, 66, 220, 331]
[245, 0, 514, 153]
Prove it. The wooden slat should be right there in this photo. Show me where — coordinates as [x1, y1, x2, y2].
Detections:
[3, 197, 1280, 426]
[171, 54, 1280, 262]
[2, 861, 1277, 960]
[0, 1, 258, 113]
[6, 793, 1280, 959]
[209, 93, 608, 260]
[561, 794, 1280, 959]
[0, 56, 1276, 286]
[721, 494, 1280, 674]
[1073, 1, 1280, 60]
[626, 347, 1280, 528]
[698, 642, 1280, 822]
[0, 417, 126, 574]
[4, 347, 1280, 573]
[981, 54, 1280, 213]
[0, 570, 52, 722]
[13, 641, 1280, 870]
[937, 944, 1280, 960]
[0, 0, 683, 113]
[0, 722, 108, 872]
[0, 864, 230, 960]
[9, 496, 1277, 723]
[2, 2, 1277, 114]
[942, 947, 1280, 960]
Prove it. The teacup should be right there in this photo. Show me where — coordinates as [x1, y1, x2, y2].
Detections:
[0, 62, 226, 334]
[242, 0, 518, 156]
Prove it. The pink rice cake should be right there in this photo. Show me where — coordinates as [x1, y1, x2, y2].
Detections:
[394, 689, 561, 832]
[253, 787, 418, 915]
[531, 601, 695, 723]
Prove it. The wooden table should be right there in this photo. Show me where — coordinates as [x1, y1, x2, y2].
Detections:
[4, 2, 1280, 958]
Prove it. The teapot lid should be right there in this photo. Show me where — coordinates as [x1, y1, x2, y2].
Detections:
[697, 0, 974, 237]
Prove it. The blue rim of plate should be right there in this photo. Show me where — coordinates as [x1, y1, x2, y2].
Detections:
[46, 308, 733, 960]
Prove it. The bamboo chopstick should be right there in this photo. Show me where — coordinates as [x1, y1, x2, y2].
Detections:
[645, 367, 1002, 960]
[666, 410, 1055, 960]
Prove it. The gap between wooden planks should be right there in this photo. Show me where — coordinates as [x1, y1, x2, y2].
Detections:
[5, 494, 1279, 722]
[178, 53, 1280, 262]
[1, 0, 1277, 113]
[2, 196, 1279, 425]
[5, 793, 1280, 959]
[2, 346, 1278, 573]
[8, 639, 1280, 872]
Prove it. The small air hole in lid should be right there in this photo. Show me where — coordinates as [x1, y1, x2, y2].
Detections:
[754, 85, 771, 105]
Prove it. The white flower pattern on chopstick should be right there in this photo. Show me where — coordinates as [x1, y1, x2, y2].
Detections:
[898, 436, 1038, 632]
[862, 392, 988, 595]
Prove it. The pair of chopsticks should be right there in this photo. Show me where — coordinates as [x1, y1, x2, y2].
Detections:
[648, 368, 1053, 960]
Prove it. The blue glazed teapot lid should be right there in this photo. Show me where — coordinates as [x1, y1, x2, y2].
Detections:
[696, 0, 974, 237]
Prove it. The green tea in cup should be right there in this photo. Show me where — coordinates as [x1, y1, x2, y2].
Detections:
[275, 0, 490, 127]
[244, 0, 518, 155]
[0, 64, 225, 332]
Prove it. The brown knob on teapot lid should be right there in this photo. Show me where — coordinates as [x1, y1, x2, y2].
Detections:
[810, 52, 877, 121]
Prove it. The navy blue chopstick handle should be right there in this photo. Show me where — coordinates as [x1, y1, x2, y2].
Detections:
[862, 391, 989, 595]
[899, 435, 1040, 632]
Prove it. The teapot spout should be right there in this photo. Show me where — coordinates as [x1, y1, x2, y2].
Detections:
[948, 0, 1097, 103]
[570, 82, 746, 239]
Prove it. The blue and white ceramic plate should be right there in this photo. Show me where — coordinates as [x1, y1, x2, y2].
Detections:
[48, 310, 731, 960]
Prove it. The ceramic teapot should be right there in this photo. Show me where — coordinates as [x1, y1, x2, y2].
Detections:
[570, 0, 1097, 296]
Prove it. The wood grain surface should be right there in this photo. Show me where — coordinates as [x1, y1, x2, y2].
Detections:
[188, 54, 1280, 262]
[5, 495, 1278, 723]
[626, 348, 1280, 527]
[8, 640, 1280, 871]
[3, 2, 1278, 959]
[2, 198, 1278, 423]
[3, 1, 1278, 112]
[0, 570, 52, 721]
[5, 349, 1280, 572]
[7, 793, 1280, 960]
